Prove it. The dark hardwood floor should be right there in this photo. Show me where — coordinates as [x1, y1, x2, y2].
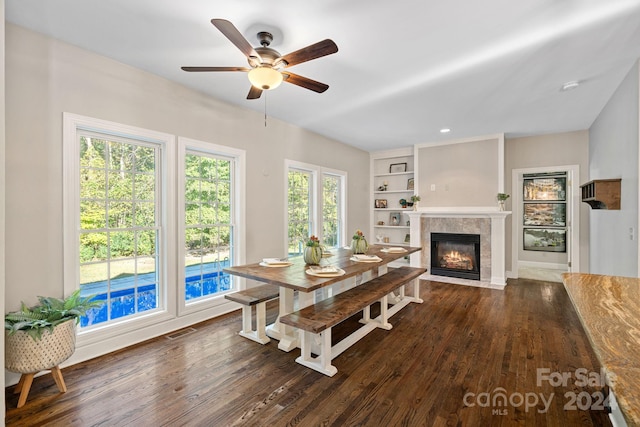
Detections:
[6, 278, 612, 426]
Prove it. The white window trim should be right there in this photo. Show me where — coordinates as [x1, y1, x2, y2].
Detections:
[63, 113, 177, 347]
[284, 159, 347, 254]
[177, 137, 246, 315]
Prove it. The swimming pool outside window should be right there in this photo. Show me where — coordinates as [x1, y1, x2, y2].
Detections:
[77, 132, 162, 326]
[183, 151, 234, 301]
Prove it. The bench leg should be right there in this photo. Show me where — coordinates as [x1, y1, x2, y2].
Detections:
[362, 305, 371, 322]
[295, 329, 338, 377]
[377, 295, 393, 330]
[239, 302, 270, 344]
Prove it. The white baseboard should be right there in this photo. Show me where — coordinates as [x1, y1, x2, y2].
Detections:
[518, 260, 568, 271]
[421, 273, 506, 290]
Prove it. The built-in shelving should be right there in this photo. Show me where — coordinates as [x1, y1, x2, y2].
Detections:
[580, 179, 621, 210]
[370, 148, 415, 246]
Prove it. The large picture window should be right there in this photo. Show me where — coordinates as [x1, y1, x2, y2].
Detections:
[183, 151, 234, 301]
[322, 174, 342, 249]
[177, 137, 245, 314]
[78, 133, 161, 326]
[286, 161, 346, 255]
[64, 115, 246, 339]
[287, 169, 313, 256]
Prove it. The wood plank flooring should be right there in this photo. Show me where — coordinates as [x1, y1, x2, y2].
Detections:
[5, 278, 612, 426]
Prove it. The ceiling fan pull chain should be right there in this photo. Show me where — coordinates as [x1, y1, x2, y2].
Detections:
[264, 93, 268, 127]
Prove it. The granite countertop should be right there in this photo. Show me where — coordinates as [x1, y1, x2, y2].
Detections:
[562, 273, 640, 427]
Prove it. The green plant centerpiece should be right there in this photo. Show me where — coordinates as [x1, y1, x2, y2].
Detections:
[497, 193, 510, 210]
[410, 194, 421, 211]
[351, 229, 369, 254]
[5, 290, 102, 408]
[303, 235, 323, 265]
[5, 289, 100, 340]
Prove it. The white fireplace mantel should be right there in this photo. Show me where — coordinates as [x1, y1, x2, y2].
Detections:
[408, 208, 511, 289]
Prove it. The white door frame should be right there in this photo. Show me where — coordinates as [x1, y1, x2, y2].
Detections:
[511, 165, 580, 276]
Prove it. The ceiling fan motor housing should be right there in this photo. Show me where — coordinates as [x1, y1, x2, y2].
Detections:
[249, 32, 286, 70]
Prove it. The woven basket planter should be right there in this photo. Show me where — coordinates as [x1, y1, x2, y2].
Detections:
[5, 319, 77, 374]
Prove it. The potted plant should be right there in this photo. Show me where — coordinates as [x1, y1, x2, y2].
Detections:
[5, 289, 101, 407]
[410, 194, 421, 211]
[303, 235, 323, 265]
[350, 229, 369, 254]
[497, 193, 510, 211]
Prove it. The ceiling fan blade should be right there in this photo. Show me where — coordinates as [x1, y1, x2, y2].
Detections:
[211, 19, 261, 61]
[247, 86, 263, 100]
[282, 72, 329, 93]
[181, 66, 250, 72]
[279, 39, 338, 68]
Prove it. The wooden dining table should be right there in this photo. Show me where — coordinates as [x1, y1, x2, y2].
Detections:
[224, 244, 422, 351]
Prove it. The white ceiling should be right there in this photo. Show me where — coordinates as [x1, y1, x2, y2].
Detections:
[6, 0, 640, 152]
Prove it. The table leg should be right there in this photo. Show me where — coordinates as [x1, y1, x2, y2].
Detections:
[412, 277, 424, 303]
[265, 287, 299, 351]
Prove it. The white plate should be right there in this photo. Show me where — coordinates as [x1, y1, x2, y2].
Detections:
[262, 258, 290, 264]
[381, 247, 408, 253]
[259, 262, 292, 268]
[306, 267, 346, 277]
[350, 256, 382, 263]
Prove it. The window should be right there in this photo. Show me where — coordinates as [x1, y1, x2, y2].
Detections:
[322, 174, 342, 249]
[286, 161, 346, 255]
[177, 137, 246, 314]
[287, 168, 313, 256]
[64, 115, 246, 337]
[183, 151, 234, 301]
[77, 133, 161, 326]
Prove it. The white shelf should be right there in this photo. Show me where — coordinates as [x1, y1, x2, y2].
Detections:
[373, 171, 414, 177]
[374, 225, 410, 229]
[374, 190, 412, 194]
[373, 208, 413, 212]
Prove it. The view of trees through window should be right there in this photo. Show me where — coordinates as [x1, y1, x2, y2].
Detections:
[67, 115, 245, 336]
[78, 135, 160, 326]
[322, 174, 341, 248]
[287, 169, 312, 256]
[287, 165, 344, 255]
[184, 152, 233, 300]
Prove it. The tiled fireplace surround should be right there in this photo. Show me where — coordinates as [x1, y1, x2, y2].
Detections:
[407, 209, 511, 289]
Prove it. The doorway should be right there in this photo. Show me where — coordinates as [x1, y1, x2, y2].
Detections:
[511, 165, 580, 281]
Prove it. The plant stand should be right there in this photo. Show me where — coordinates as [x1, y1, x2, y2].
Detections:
[13, 367, 67, 408]
[5, 319, 76, 408]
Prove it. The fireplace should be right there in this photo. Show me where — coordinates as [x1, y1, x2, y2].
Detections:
[431, 233, 481, 280]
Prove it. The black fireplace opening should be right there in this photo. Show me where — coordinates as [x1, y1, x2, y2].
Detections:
[431, 232, 481, 280]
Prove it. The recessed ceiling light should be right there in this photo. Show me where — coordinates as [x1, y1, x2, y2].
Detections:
[560, 81, 580, 92]
[440, 128, 451, 133]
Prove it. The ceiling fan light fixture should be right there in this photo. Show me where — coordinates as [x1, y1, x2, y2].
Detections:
[248, 66, 283, 90]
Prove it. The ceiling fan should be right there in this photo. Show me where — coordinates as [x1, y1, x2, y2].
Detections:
[182, 19, 338, 100]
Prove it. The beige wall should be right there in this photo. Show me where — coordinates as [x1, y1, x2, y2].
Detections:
[5, 24, 369, 364]
[1, 0, 7, 416]
[589, 61, 639, 277]
[417, 137, 500, 207]
[504, 131, 590, 272]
